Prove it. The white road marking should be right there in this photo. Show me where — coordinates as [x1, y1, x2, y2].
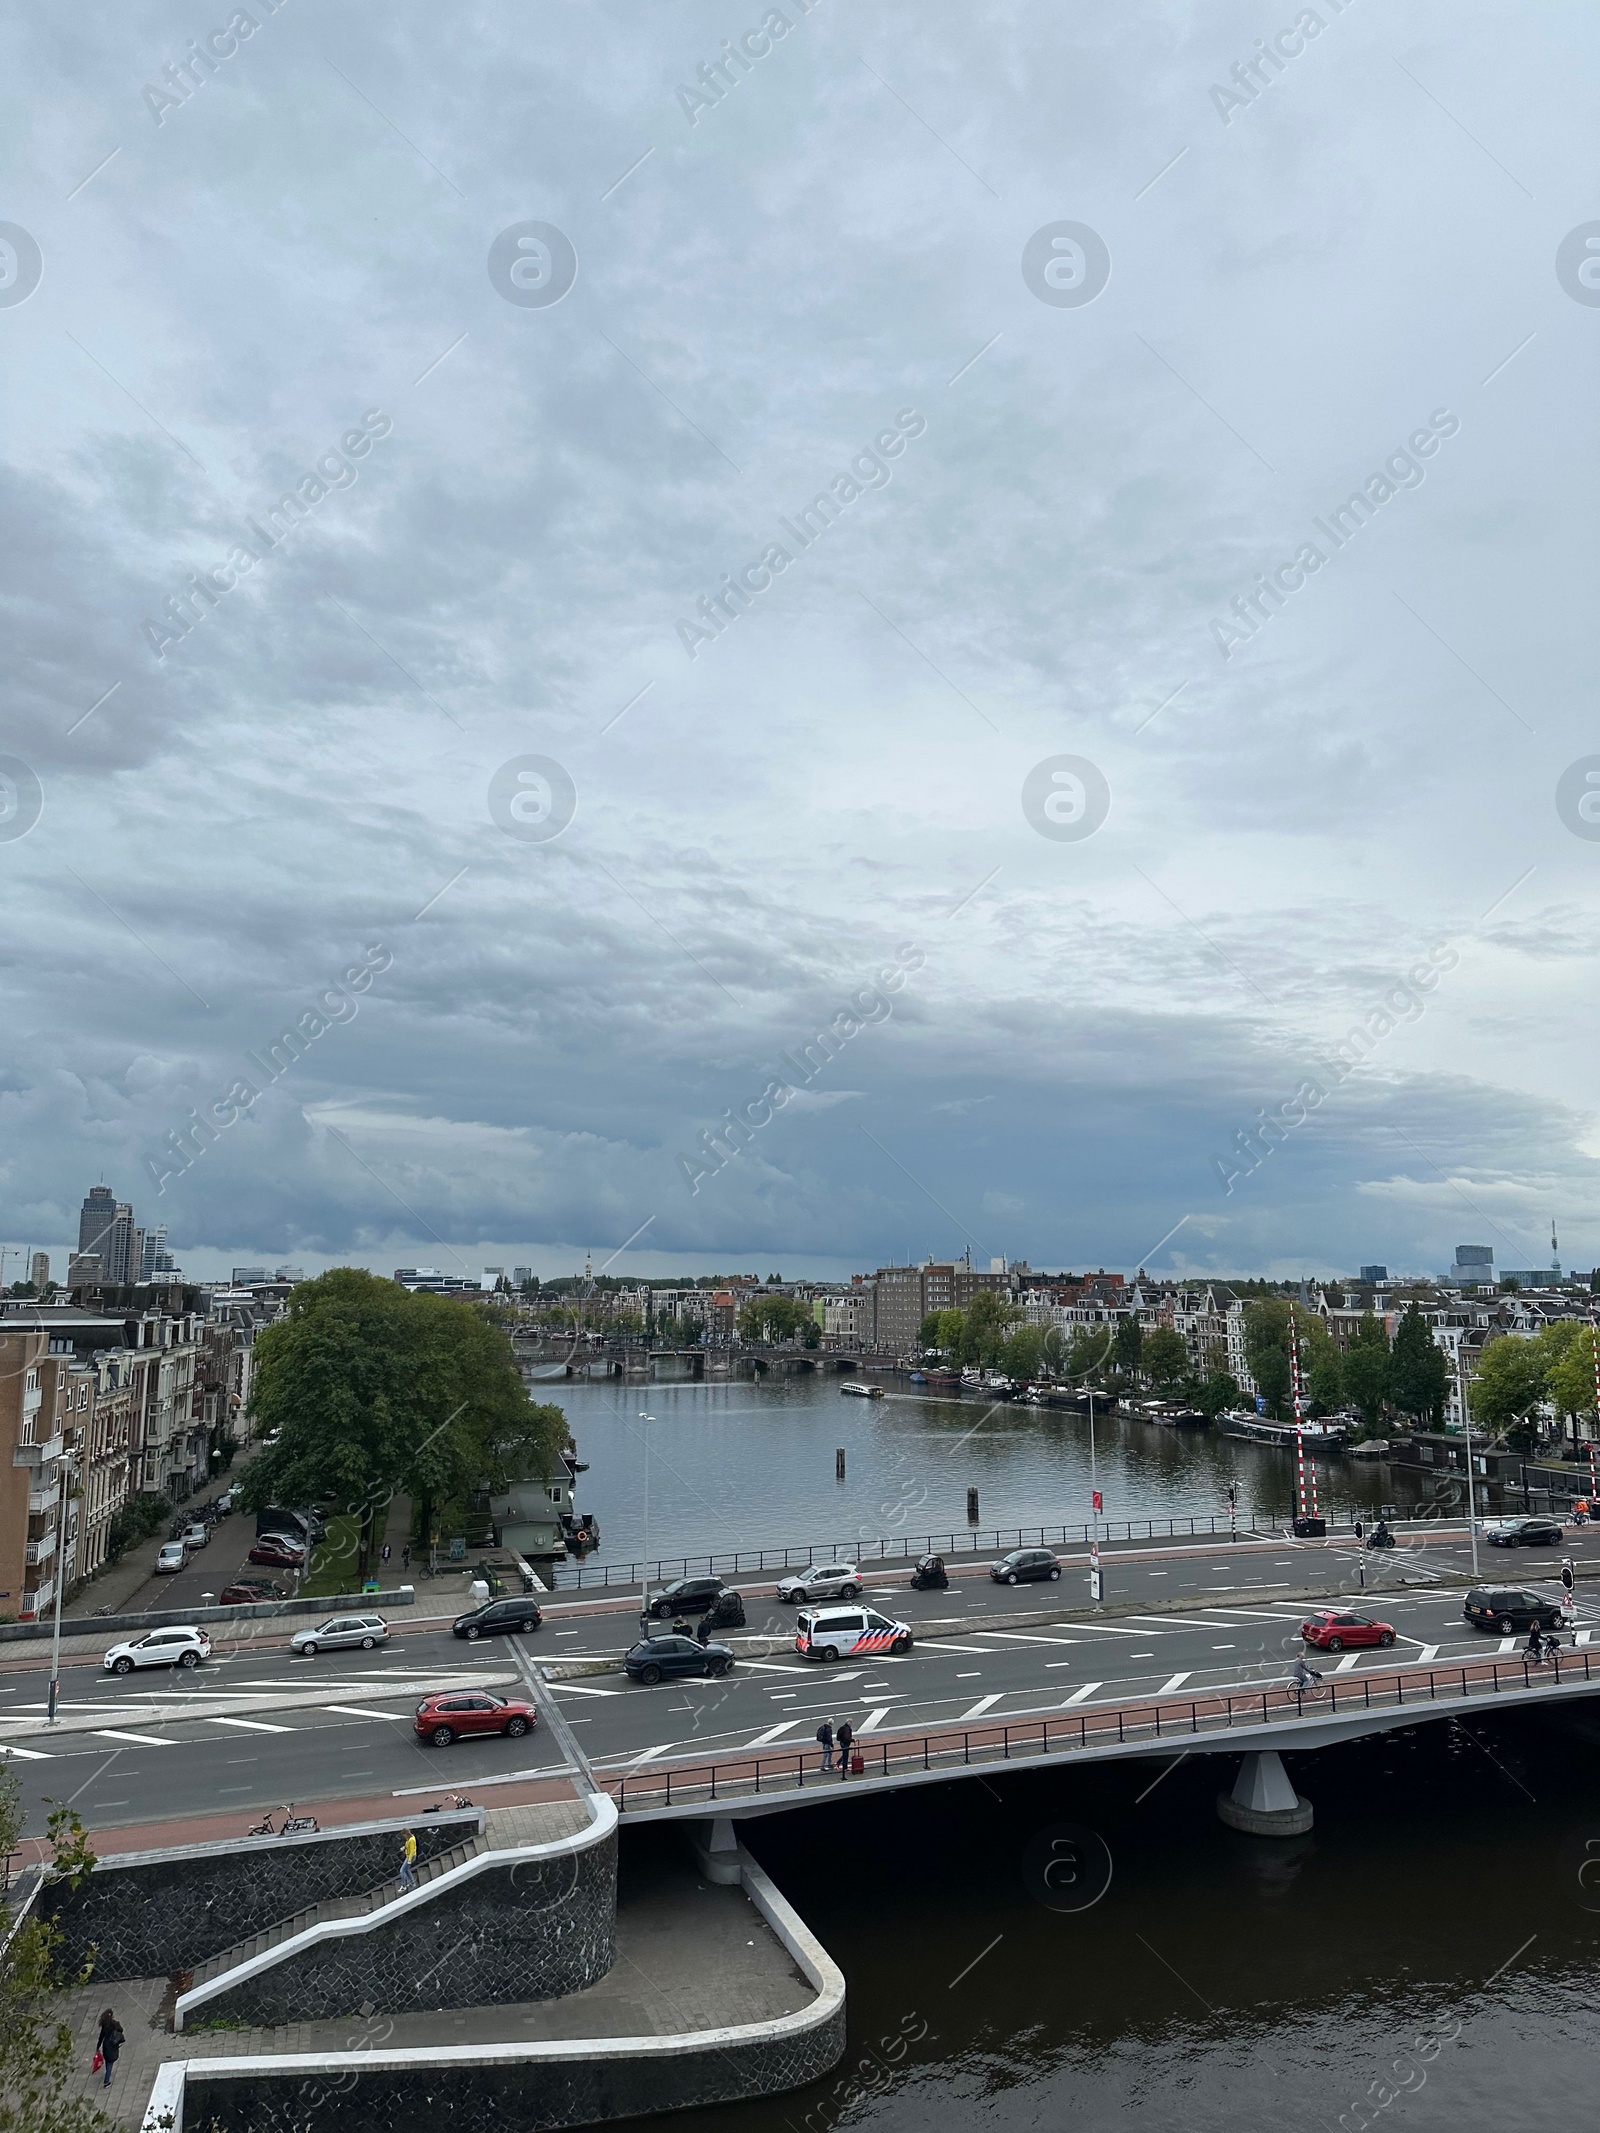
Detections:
[918, 1641, 996, 1655]
[956, 1671, 982, 1680]
[323, 1705, 405, 1720]
[1065, 1622, 1164, 1638]
[207, 1716, 292, 1734]
[988, 1631, 1080, 1646]
[960, 1693, 1003, 1719]
[0, 1743, 51, 1758]
[1577, 1630, 1592, 1646]
[625, 1743, 672, 1769]
[741, 1720, 802, 1749]
[859, 1706, 892, 1730]
[1127, 1615, 1254, 1632]
[1061, 1682, 1102, 1705]
[1158, 1672, 1192, 1694]
[95, 1729, 172, 1746]
[549, 1682, 618, 1697]
[1497, 1638, 1517, 1655]
[1211, 1644, 1236, 1651]
[1416, 1645, 1440, 1662]
[1333, 1655, 1360, 1672]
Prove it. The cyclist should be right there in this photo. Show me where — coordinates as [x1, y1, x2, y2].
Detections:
[1289, 1654, 1323, 1694]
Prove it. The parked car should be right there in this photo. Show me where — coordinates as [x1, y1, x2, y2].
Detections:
[413, 1690, 537, 1746]
[180, 1522, 209, 1550]
[644, 1576, 726, 1619]
[990, 1548, 1062, 1585]
[700, 1589, 746, 1630]
[291, 1613, 390, 1655]
[451, 1597, 544, 1640]
[1463, 1586, 1564, 1634]
[221, 1578, 288, 1603]
[1485, 1517, 1564, 1549]
[624, 1634, 734, 1685]
[248, 1534, 307, 1569]
[910, 1553, 948, 1590]
[1300, 1609, 1396, 1653]
[796, 1607, 913, 1661]
[104, 1627, 212, 1675]
[776, 1562, 861, 1603]
[154, 1541, 187, 1574]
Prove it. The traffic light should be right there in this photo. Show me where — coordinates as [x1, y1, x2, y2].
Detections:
[1354, 1518, 1365, 1543]
[1563, 1559, 1575, 1593]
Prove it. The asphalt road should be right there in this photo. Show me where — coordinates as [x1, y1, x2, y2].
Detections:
[3, 1529, 1593, 1841]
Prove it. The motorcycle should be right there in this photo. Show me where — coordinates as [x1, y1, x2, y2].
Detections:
[1365, 1526, 1396, 1551]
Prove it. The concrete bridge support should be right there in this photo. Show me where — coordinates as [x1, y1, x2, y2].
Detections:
[1216, 1750, 1313, 1836]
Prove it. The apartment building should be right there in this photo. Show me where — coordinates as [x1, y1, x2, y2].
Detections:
[818, 1285, 875, 1349]
[870, 1261, 1013, 1355]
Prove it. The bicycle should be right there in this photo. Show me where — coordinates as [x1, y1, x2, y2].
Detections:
[246, 1804, 320, 1837]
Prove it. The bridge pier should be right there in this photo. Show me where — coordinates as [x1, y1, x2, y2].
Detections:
[1216, 1750, 1313, 1836]
[685, 1815, 742, 1885]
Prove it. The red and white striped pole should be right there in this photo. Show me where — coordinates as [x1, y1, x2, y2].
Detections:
[1589, 1303, 1600, 1507]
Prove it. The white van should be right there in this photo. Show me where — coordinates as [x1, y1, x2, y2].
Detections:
[795, 1607, 913, 1662]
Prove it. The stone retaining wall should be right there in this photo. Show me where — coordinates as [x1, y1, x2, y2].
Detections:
[43, 1813, 479, 1979]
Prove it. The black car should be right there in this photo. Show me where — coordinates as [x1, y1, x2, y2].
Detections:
[452, 1597, 544, 1639]
[1463, 1587, 1563, 1634]
[1486, 1517, 1564, 1548]
[645, 1576, 726, 1619]
[700, 1589, 746, 1629]
[910, 1554, 948, 1590]
[624, 1634, 734, 1685]
[990, 1548, 1062, 1585]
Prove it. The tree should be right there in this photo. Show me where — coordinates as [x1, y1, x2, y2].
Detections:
[1001, 1324, 1046, 1383]
[0, 1773, 113, 2133]
[1342, 1314, 1393, 1435]
[1301, 1318, 1344, 1415]
[1065, 1326, 1114, 1384]
[1549, 1326, 1599, 1441]
[919, 1312, 944, 1348]
[1470, 1333, 1550, 1449]
[1195, 1369, 1240, 1419]
[1242, 1300, 1292, 1416]
[1142, 1327, 1188, 1392]
[1389, 1306, 1448, 1425]
[738, 1295, 813, 1345]
[241, 1269, 566, 1577]
[1113, 1315, 1144, 1378]
[1041, 1326, 1067, 1376]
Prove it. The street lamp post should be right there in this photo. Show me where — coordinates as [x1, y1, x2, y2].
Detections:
[46, 1450, 75, 1725]
[1457, 1343, 1480, 1578]
[638, 1412, 655, 1635]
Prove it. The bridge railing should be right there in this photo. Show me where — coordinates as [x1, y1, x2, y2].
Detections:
[549, 1511, 1435, 1590]
[608, 1649, 1593, 1812]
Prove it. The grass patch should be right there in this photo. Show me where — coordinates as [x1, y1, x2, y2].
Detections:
[300, 1514, 378, 1599]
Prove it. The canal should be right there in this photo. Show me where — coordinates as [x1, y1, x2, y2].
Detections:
[542, 1372, 1443, 1568]
[652, 1703, 1600, 2133]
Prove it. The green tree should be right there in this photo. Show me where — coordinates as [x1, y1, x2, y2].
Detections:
[1194, 1368, 1240, 1419]
[959, 1288, 1021, 1367]
[1001, 1324, 1046, 1383]
[1113, 1315, 1144, 1379]
[1041, 1326, 1067, 1377]
[1243, 1300, 1292, 1417]
[1389, 1305, 1448, 1425]
[919, 1312, 944, 1348]
[1065, 1326, 1114, 1384]
[1142, 1327, 1188, 1392]
[1549, 1325, 1599, 1440]
[0, 1771, 114, 2133]
[241, 1269, 566, 1577]
[1342, 1314, 1393, 1434]
[1470, 1332, 1550, 1449]
[1301, 1317, 1344, 1414]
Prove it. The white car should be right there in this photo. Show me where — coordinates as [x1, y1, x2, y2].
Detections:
[104, 1626, 212, 1675]
[776, 1562, 862, 1603]
[180, 1523, 209, 1549]
[290, 1613, 390, 1656]
[154, 1541, 187, 1574]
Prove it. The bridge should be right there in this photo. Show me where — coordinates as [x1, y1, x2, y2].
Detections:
[515, 1340, 868, 1378]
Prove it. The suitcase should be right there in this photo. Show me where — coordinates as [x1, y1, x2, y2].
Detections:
[850, 1750, 864, 1775]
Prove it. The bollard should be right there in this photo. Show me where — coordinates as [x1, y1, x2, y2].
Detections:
[836, 1448, 846, 1480]
[967, 1486, 979, 1524]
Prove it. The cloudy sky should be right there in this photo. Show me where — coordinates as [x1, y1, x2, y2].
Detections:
[2, 2, 1597, 1287]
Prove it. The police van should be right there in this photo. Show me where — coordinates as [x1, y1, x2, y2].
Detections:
[795, 1605, 913, 1662]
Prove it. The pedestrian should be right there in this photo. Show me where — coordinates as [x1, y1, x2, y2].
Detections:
[397, 1828, 417, 1892]
[94, 2008, 124, 2090]
[816, 1718, 835, 1772]
[836, 1719, 853, 1780]
[381, 1542, 391, 1566]
[401, 1543, 411, 1572]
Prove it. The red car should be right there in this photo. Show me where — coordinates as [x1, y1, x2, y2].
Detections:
[221, 1578, 289, 1603]
[1301, 1609, 1396, 1654]
[248, 1534, 306, 1568]
[413, 1691, 538, 1747]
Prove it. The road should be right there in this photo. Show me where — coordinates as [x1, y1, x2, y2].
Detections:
[2, 1527, 1593, 1840]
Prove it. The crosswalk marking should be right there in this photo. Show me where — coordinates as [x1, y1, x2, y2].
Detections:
[1158, 1672, 1192, 1694]
[95, 1729, 172, 1747]
[1061, 1682, 1102, 1705]
[960, 1693, 1003, 1719]
[207, 1716, 292, 1734]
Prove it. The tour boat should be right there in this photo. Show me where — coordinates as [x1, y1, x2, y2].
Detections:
[840, 1381, 885, 1399]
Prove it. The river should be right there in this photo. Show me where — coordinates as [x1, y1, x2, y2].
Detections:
[541, 1373, 1434, 1569]
[643, 1704, 1600, 2133]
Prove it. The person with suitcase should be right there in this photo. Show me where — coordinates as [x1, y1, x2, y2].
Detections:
[836, 1718, 853, 1779]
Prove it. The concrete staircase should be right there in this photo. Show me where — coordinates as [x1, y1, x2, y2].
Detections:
[185, 1833, 484, 1996]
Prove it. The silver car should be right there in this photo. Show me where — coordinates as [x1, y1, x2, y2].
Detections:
[290, 1613, 390, 1655]
[776, 1562, 862, 1603]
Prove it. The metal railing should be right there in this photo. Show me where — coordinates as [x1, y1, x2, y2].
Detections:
[609, 1648, 1596, 1812]
[547, 1509, 1440, 1589]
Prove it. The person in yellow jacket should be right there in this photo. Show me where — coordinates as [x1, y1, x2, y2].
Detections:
[398, 1829, 418, 1892]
